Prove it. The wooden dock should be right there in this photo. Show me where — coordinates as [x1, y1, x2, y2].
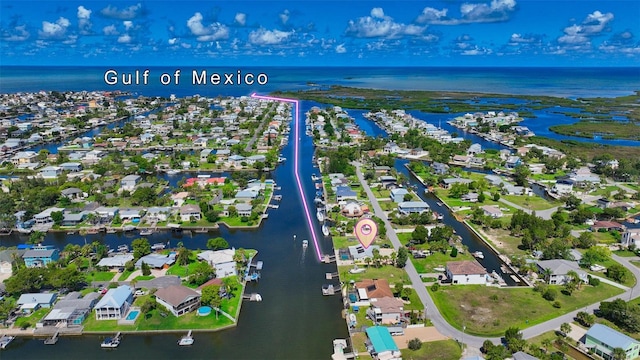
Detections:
[325, 272, 338, 280]
[44, 330, 59, 345]
[322, 254, 336, 263]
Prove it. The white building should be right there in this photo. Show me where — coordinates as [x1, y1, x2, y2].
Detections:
[446, 260, 487, 285]
[197, 249, 237, 278]
[94, 285, 133, 320]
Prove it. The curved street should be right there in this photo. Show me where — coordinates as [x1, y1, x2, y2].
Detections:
[354, 161, 640, 352]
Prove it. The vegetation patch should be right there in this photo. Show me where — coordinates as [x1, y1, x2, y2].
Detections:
[400, 339, 462, 360]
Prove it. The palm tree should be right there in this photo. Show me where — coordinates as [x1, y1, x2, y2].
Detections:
[542, 268, 553, 283]
[560, 322, 571, 337]
[611, 347, 627, 360]
[541, 338, 552, 354]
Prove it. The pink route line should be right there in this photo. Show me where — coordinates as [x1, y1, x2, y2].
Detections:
[251, 93, 323, 261]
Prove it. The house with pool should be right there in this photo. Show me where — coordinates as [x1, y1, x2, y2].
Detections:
[94, 285, 133, 320]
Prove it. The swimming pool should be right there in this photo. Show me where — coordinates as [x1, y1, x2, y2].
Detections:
[126, 310, 139, 321]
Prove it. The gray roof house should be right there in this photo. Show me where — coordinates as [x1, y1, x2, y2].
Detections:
[390, 188, 409, 203]
[17, 293, 58, 310]
[536, 259, 588, 285]
[94, 285, 133, 320]
[136, 253, 176, 269]
[398, 201, 430, 215]
[336, 186, 358, 202]
[236, 203, 253, 217]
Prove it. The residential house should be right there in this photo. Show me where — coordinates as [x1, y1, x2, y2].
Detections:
[40, 166, 62, 179]
[246, 154, 266, 165]
[200, 149, 213, 162]
[621, 229, 640, 248]
[467, 143, 482, 155]
[355, 279, 393, 301]
[398, 201, 430, 215]
[197, 249, 237, 278]
[365, 326, 402, 360]
[59, 162, 83, 172]
[236, 203, 253, 217]
[348, 245, 381, 262]
[441, 178, 473, 189]
[145, 207, 171, 222]
[61, 187, 83, 200]
[193, 137, 208, 148]
[506, 156, 522, 169]
[94, 285, 133, 320]
[591, 221, 625, 232]
[180, 204, 201, 222]
[585, 324, 640, 360]
[552, 180, 574, 196]
[119, 209, 142, 222]
[62, 212, 87, 226]
[228, 155, 245, 167]
[23, 247, 60, 268]
[368, 297, 404, 325]
[235, 189, 258, 201]
[342, 201, 365, 218]
[390, 188, 409, 203]
[431, 162, 449, 175]
[336, 186, 358, 202]
[155, 285, 201, 317]
[512, 352, 539, 360]
[17, 293, 58, 313]
[42, 292, 99, 327]
[94, 206, 118, 220]
[461, 193, 479, 202]
[33, 207, 65, 224]
[11, 151, 37, 165]
[536, 259, 588, 285]
[597, 198, 611, 209]
[120, 174, 141, 191]
[481, 205, 503, 218]
[96, 254, 134, 268]
[0, 249, 25, 275]
[446, 260, 487, 285]
[135, 253, 176, 269]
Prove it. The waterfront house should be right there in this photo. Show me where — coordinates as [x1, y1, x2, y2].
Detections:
[591, 221, 625, 232]
[179, 204, 201, 222]
[336, 186, 358, 202]
[61, 187, 83, 201]
[0, 249, 25, 275]
[505, 156, 522, 169]
[467, 143, 482, 155]
[397, 201, 430, 215]
[136, 253, 176, 269]
[145, 206, 171, 222]
[119, 209, 142, 222]
[365, 326, 401, 360]
[96, 254, 134, 268]
[461, 193, 479, 202]
[235, 189, 258, 201]
[94, 285, 133, 320]
[120, 174, 141, 191]
[94, 206, 118, 220]
[341, 201, 365, 218]
[62, 212, 87, 226]
[17, 293, 58, 313]
[11, 151, 38, 165]
[446, 260, 487, 285]
[441, 178, 473, 189]
[622, 229, 640, 248]
[355, 279, 393, 301]
[228, 154, 245, 167]
[368, 297, 404, 325]
[481, 205, 504, 218]
[246, 154, 266, 165]
[59, 162, 83, 172]
[348, 245, 380, 262]
[431, 162, 449, 175]
[40, 166, 62, 179]
[155, 285, 202, 317]
[200, 148, 213, 162]
[585, 324, 640, 360]
[552, 180, 574, 196]
[536, 259, 588, 285]
[197, 249, 237, 278]
[390, 188, 409, 203]
[236, 203, 253, 217]
[42, 292, 99, 327]
[23, 247, 59, 268]
[33, 207, 65, 224]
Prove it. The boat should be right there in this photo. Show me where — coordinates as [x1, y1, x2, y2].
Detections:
[123, 225, 136, 232]
[106, 228, 116, 234]
[16, 227, 33, 234]
[139, 229, 154, 236]
[152, 243, 166, 251]
[322, 284, 335, 295]
[117, 244, 129, 252]
[66, 231, 76, 235]
[277, 157, 286, 163]
[166, 169, 181, 175]
[472, 251, 485, 259]
[436, 201, 444, 206]
[311, 174, 320, 182]
[433, 266, 445, 272]
[178, 330, 194, 346]
[302, 240, 308, 248]
[349, 266, 366, 274]
[0, 335, 15, 349]
[101, 332, 121, 348]
[322, 223, 330, 237]
[316, 210, 324, 222]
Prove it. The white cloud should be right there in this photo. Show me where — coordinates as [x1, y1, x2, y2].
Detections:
[279, 10, 290, 25]
[416, 7, 448, 23]
[77, 6, 92, 34]
[335, 43, 347, 53]
[248, 28, 292, 45]
[346, 8, 426, 38]
[582, 11, 614, 34]
[168, 37, 177, 45]
[187, 12, 229, 41]
[235, 12, 246, 26]
[370, 8, 385, 19]
[2, 24, 30, 41]
[39, 17, 70, 39]
[117, 34, 132, 43]
[101, 3, 143, 20]
[556, 10, 614, 47]
[123, 21, 133, 31]
[103, 24, 118, 35]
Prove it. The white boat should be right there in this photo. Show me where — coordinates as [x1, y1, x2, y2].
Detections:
[302, 240, 308, 248]
[139, 229, 154, 236]
[316, 210, 324, 222]
[117, 245, 129, 252]
[178, 330, 194, 346]
[101, 333, 121, 348]
[472, 251, 485, 259]
[0, 335, 15, 349]
[433, 266, 445, 272]
[16, 227, 33, 234]
[436, 202, 444, 206]
[166, 169, 181, 175]
[311, 174, 320, 182]
[278, 157, 286, 163]
[151, 243, 166, 251]
[322, 224, 330, 237]
[349, 266, 366, 274]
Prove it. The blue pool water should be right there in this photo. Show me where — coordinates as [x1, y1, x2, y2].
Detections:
[126, 310, 139, 320]
[197, 306, 212, 316]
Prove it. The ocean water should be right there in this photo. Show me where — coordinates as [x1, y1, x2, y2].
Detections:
[1, 66, 639, 98]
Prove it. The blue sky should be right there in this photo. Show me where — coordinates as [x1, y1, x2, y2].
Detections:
[1, 0, 639, 66]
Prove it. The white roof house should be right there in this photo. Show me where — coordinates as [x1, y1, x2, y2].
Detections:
[197, 249, 237, 278]
[94, 285, 133, 320]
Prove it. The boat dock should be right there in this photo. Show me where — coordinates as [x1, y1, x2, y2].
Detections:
[44, 330, 59, 345]
[322, 254, 336, 263]
[322, 284, 338, 295]
[325, 272, 339, 280]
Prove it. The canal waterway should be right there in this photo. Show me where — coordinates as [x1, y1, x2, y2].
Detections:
[1, 100, 348, 359]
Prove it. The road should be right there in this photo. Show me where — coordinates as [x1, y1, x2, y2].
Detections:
[355, 161, 640, 349]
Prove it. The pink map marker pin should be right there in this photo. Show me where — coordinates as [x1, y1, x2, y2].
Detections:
[354, 218, 378, 249]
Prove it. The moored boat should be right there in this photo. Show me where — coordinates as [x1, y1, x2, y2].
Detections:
[302, 239, 308, 248]
[316, 210, 324, 222]
[151, 243, 166, 251]
[101, 332, 121, 348]
[0, 335, 15, 349]
[139, 229, 154, 236]
[322, 223, 330, 237]
[178, 330, 194, 346]
[472, 251, 484, 259]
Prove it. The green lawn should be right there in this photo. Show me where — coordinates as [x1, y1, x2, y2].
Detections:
[86, 271, 115, 282]
[470, 225, 527, 257]
[613, 250, 639, 257]
[502, 195, 559, 211]
[338, 264, 410, 284]
[14, 307, 50, 329]
[400, 339, 462, 360]
[133, 275, 155, 281]
[118, 270, 133, 281]
[428, 283, 624, 337]
[409, 249, 474, 274]
[632, 260, 640, 269]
